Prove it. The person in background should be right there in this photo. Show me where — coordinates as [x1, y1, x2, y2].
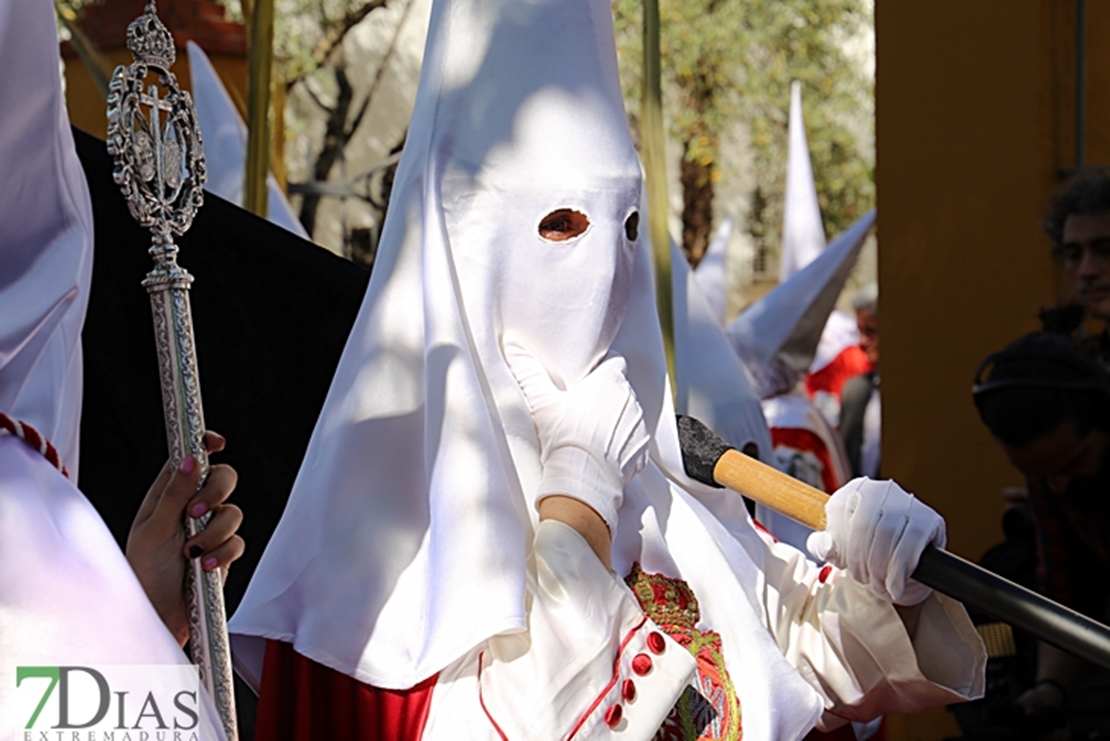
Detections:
[973, 332, 1110, 723]
[1043, 173, 1110, 367]
[840, 284, 880, 478]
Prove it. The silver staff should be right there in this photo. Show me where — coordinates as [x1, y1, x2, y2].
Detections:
[106, 4, 237, 738]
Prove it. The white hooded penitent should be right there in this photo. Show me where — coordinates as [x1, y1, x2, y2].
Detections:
[0, 2, 222, 735]
[231, 1, 983, 737]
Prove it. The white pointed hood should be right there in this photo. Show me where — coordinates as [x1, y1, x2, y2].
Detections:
[778, 81, 871, 378]
[186, 41, 309, 239]
[778, 81, 825, 283]
[672, 239, 773, 464]
[728, 210, 875, 399]
[231, 1, 826, 735]
[693, 216, 731, 325]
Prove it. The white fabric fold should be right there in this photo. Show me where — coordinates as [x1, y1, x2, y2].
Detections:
[778, 576, 986, 730]
[671, 239, 774, 465]
[421, 520, 696, 741]
[0, 0, 93, 476]
[692, 216, 731, 326]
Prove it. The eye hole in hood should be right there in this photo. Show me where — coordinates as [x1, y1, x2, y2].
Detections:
[624, 211, 640, 241]
[539, 209, 590, 242]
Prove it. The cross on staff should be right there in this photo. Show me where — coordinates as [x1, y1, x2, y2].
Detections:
[137, 84, 180, 209]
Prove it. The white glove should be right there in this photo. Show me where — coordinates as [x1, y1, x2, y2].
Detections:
[806, 477, 946, 606]
[503, 337, 650, 533]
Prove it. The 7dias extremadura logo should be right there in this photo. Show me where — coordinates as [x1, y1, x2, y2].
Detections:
[10, 664, 211, 741]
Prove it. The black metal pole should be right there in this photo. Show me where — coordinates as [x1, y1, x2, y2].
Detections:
[914, 546, 1110, 670]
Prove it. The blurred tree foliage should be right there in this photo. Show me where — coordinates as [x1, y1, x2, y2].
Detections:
[54, 0, 384, 92]
[612, 0, 874, 267]
[215, 0, 395, 244]
[214, 0, 385, 88]
[55, 0, 396, 251]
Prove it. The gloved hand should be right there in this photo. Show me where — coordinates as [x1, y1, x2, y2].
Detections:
[806, 477, 945, 605]
[503, 336, 650, 533]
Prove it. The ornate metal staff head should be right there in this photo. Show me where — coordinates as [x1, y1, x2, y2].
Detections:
[107, 1, 206, 251]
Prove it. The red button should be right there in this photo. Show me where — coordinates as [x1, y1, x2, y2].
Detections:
[819, 564, 833, 583]
[631, 653, 653, 675]
[622, 678, 637, 701]
[646, 631, 667, 655]
[605, 703, 623, 727]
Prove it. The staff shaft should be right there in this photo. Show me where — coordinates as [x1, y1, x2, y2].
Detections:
[145, 257, 239, 739]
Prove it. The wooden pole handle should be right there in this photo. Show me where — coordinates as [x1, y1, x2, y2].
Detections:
[713, 448, 830, 529]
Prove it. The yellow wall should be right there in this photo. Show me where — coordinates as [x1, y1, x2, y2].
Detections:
[878, 1, 1110, 738]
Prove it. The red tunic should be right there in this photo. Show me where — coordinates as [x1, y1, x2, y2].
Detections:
[255, 640, 437, 740]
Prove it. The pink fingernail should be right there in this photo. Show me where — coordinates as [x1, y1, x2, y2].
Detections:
[180, 456, 196, 473]
[203, 557, 218, 570]
[191, 502, 207, 518]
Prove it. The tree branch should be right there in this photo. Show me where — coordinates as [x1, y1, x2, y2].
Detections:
[316, 1, 388, 65]
[299, 66, 357, 237]
[301, 77, 330, 112]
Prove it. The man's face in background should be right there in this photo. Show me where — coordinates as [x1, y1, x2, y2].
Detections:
[999, 418, 1108, 496]
[857, 308, 879, 366]
[1061, 211, 1110, 321]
